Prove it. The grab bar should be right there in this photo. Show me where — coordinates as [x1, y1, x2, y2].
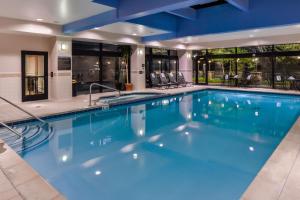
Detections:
[0, 121, 22, 138]
[89, 83, 121, 106]
[0, 96, 45, 124]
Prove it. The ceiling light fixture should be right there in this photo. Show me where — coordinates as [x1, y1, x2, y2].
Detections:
[133, 33, 137, 36]
[36, 18, 44, 22]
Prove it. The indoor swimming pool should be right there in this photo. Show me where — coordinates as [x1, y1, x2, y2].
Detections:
[16, 90, 300, 200]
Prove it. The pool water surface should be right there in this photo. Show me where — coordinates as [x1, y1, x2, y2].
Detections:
[20, 90, 300, 200]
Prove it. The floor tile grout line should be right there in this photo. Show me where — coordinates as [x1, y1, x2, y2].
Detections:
[0, 165, 25, 200]
[277, 142, 300, 200]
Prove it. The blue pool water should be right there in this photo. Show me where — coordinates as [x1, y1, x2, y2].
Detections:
[20, 90, 300, 200]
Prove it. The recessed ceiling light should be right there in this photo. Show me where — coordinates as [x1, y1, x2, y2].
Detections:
[36, 18, 44, 22]
[132, 33, 137, 36]
[93, 27, 99, 30]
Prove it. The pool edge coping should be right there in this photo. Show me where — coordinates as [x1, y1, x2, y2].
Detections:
[0, 138, 66, 200]
[241, 116, 300, 200]
[1, 86, 300, 199]
[3, 86, 300, 125]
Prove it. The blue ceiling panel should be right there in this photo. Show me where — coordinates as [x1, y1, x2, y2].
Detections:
[92, 0, 119, 8]
[128, 13, 178, 32]
[64, 0, 300, 43]
[166, 8, 197, 20]
[143, 0, 300, 41]
[226, 0, 249, 11]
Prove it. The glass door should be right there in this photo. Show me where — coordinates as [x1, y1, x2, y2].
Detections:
[72, 55, 100, 95]
[197, 58, 207, 84]
[101, 56, 127, 91]
[21, 51, 48, 102]
[152, 58, 162, 74]
[169, 59, 178, 74]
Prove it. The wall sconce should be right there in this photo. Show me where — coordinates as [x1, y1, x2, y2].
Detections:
[138, 49, 144, 55]
[60, 42, 68, 51]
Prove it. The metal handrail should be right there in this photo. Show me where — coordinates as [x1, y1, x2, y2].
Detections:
[0, 122, 22, 138]
[89, 83, 121, 106]
[0, 96, 45, 124]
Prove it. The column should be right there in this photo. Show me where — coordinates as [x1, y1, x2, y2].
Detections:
[178, 50, 193, 82]
[130, 45, 146, 90]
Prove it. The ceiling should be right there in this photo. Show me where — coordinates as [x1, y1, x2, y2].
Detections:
[94, 22, 169, 37]
[191, 0, 226, 10]
[0, 0, 113, 24]
[170, 24, 300, 46]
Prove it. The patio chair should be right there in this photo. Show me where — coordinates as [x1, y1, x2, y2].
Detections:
[274, 74, 286, 89]
[223, 74, 230, 86]
[150, 73, 168, 89]
[233, 75, 239, 86]
[287, 76, 297, 90]
[177, 72, 193, 87]
[241, 74, 252, 87]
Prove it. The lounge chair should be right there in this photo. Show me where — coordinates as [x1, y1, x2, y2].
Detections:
[150, 73, 168, 89]
[160, 73, 178, 88]
[177, 72, 193, 87]
[168, 72, 181, 87]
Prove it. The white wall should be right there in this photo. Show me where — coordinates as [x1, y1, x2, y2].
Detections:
[0, 33, 54, 102]
[50, 37, 72, 100]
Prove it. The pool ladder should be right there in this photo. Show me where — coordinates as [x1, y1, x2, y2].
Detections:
[89, 83, 121, 107]
[0, 96, 49, 151]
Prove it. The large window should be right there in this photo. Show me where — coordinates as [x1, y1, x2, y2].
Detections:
[237, 57, 272, 88]
[72, 41, 130, 95]
[145, 48, 179, 88]
[275, 56, 300, 89]
[193, 43, 300, 89]
[208, 58, 235, 85]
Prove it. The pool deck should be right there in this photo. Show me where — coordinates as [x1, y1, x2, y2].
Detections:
[1, 85, 300, 200]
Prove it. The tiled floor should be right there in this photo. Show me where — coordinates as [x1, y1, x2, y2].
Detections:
[1, 85, 300, 200]
[241, 118, 300, 200]
[0, 139, 65, 200]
